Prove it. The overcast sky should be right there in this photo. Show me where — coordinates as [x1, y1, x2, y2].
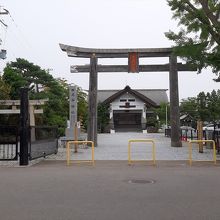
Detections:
[0, 0, 219, 100]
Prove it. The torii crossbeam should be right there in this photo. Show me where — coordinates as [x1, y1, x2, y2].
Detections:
[60, 44, 196, 147]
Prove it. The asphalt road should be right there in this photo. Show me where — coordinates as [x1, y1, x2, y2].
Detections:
[0, 160, 220, 220]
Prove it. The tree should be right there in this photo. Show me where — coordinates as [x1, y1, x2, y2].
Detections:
[197, 91, 210, 121]
[206, 90, 220, 122]
[1, 59, 89, 135]
[166, 0, 220, 80]
[154, 102, 170, 127]
[3, 58, 54, 99]
[180, 97, 198, 117]
[0, 75, 11, 124]
[41, 78, 69, 135]
[179, 90, 220, 123]
[2, 59, 69, 134]
[97, 102, 109, 133]
[0, 75, 10, 99]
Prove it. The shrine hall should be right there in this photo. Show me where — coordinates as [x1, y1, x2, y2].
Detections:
[98, 86, 168, 132]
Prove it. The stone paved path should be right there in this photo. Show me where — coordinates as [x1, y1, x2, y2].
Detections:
[48, 132, 219, 162]
[1, 132, 219, 166]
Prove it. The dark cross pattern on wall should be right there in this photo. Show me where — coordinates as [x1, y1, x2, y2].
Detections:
[60, 44, 196, 147]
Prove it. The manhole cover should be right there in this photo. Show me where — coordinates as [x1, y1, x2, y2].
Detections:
[126, 179, 156, 184]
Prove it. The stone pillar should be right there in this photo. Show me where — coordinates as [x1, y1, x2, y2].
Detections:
[87, 54, 98, 146]
[169, 54, 182, 147]
[29, 105, 36, 142]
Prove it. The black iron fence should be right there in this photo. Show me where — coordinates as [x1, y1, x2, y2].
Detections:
[0, 125, 58, 161]
[0, 126, 19, 161]
[165, 128, 171, 137]
[29, 126, 58, 160]
[165, 128, 198, 140]
[165, 128, 220, 153]
[180, 129, 198, 140]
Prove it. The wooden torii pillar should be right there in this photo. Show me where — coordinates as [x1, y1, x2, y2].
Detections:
[60, 44, 196, 147]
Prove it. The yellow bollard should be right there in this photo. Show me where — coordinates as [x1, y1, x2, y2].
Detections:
[66, 140, 95, 166]
[67, 141, 70, 166]
[188, 140, 216, 166]
[128, 139, 156, 166]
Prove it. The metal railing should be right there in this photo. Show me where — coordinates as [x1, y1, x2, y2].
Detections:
[29, 126, 58, 160]
[188, 140, 217, 166]
[0, 126, 19, 161]
[66, 140, 95, 166]
[128, 139, 156, 165]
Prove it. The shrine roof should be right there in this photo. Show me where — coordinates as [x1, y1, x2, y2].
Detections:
[98, 86, 168, 107]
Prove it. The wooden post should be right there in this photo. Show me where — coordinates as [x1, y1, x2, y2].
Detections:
[128, 52, 139, 73]
[19, 88, 29, 165]
[169, 54, 182, 147]
[197, 120, 203, 153]
[87, 54, 98, 146]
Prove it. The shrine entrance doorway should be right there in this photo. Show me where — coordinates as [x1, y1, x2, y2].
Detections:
[113, 111, 142, 132]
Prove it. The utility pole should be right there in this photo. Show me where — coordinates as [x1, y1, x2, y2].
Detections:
[0, 7, 8, 60]
[0, 7, 9, 26]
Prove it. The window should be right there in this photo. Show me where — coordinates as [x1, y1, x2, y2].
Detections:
[128, 99, 135, 102]
[120, 99, 127, 102]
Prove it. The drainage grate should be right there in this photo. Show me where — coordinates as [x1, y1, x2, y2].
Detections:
[126, 179, 156, 184]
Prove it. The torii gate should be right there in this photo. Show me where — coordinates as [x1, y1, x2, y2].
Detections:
[0, 99, 48, 141]
[60, 44, 196, 147]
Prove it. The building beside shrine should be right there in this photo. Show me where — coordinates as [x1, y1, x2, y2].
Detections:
[97, 86, 168, 132]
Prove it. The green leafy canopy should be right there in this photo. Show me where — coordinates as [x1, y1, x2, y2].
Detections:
[166, 0, 220, 80]
[180, 89, 220, 123]
[1, 58, 88, 135]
